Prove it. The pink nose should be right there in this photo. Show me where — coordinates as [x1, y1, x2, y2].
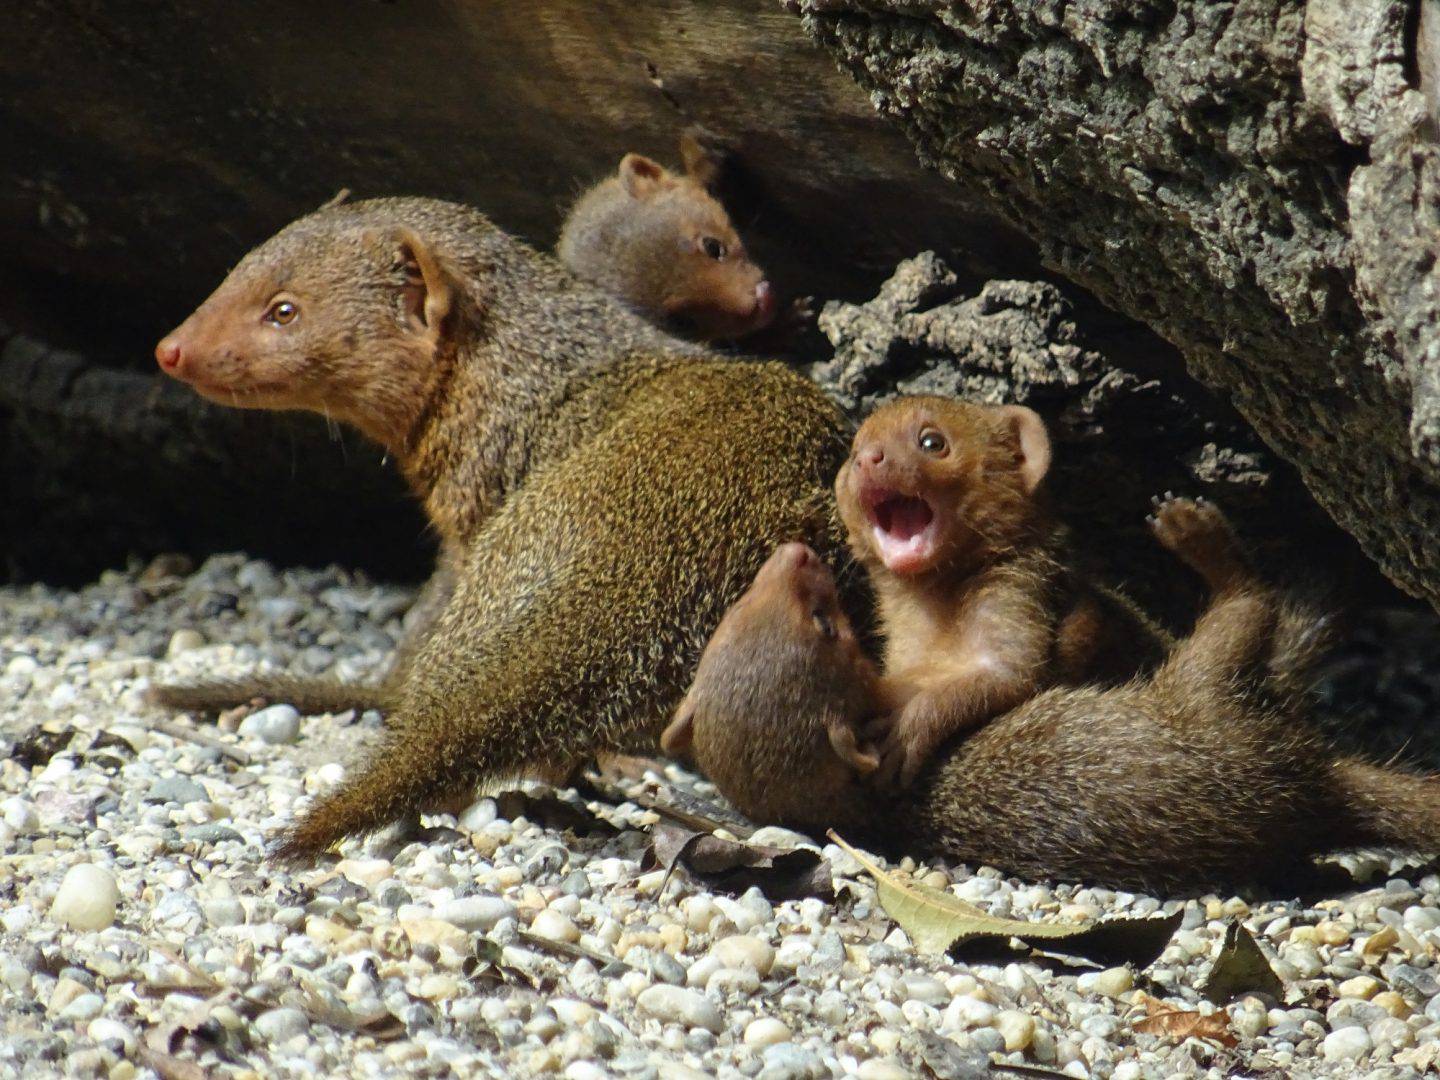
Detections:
[861, 446, 884, 467]
[155, 337, 183, 373]
[767, 541, 815, 574]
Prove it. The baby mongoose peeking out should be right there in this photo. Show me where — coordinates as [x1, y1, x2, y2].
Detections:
[557, 128, 778, 342]
[834, 395, 1168, 786]
[660, 542, 879, 831]
[677, 496, 1440, 893]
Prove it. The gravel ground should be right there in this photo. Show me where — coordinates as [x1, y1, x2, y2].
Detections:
[4, 553, 1440, 1079]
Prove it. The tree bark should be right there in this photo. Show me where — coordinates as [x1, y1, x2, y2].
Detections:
[790, 0, 1440, 610]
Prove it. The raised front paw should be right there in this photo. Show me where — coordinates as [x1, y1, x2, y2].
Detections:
[1147, 493, 1247, 590]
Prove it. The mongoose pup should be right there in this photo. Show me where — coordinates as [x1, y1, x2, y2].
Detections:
[834, 395, 1168, 786]
[660, 542, 880, 830]
[557, 129, 778, 342]
[152, 196, 848, 860]
[678, 497, 1440, 893]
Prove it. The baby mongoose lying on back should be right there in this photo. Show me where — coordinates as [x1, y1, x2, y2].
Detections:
[677, 496, 1440, 893]
[835, 396, 1168, 785]
[558, 129, 778, 342]
[661, 542, 880, 830]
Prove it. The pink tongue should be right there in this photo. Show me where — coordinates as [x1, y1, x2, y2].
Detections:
[884, 497, 933, 540]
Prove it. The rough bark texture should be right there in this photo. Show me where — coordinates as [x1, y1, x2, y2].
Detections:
[807, 256, 1386, 621]
[790, 0, 1440, 610]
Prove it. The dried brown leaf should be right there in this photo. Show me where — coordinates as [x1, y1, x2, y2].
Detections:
[648, 822, 833, 901]
[1132, 992, 1238, 1047]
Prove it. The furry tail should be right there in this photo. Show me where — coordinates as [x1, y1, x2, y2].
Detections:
[269, 726, 546, 862]
[271, 734, 429, 861]
[1331, 757, 1440, 853]
[149, 674, 394, 716]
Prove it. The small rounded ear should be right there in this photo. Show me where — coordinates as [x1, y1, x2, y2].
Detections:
[659, 704, 695, 757]
[395, 228, 454, 346]
[996, 405, 1052, 494]
[618, 153, 670, 199]
[679, 126, 725, 190]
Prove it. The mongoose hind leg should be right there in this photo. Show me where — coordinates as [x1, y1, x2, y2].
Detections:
[1150, 497, 1278, 700]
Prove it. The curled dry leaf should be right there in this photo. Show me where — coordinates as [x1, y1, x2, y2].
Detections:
[1360, 924, 1400, 962]
[9, 725, 77, 768]
[1132, 992, 1238, 1048]
[829, 832, 1181, 966]
[1200, 920, 1284, 1004]
[647, 822, 834, 901]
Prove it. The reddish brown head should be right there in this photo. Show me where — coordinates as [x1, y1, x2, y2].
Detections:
[835, 396, 1052, 578]
[153, 197, 468, 453]
[558, 130, 776, 341]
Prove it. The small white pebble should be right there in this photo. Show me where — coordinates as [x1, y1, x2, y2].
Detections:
[51, 864, 119, 931]
[530, 909, 580, 944]
[167, 629, 205, 657]
[995, 1009, 1036, 1051]
[743, 1017, 791, 1047]
[238, 704, 302, 745]
[636, 985, 723, 1033]
[1321, 1026, 1373, 1062]
[709, 934, 775, 977]
[1081, 966, 1133, 998]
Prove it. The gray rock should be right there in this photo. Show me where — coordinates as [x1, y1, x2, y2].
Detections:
[758, 1043, 824, 1080]
[183, 824, 245, 845]
[253, 1007, 310, 1043]
[238, 704, 302, 744]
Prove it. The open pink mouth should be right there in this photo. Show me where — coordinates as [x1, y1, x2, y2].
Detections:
[864, 489, 938, 574]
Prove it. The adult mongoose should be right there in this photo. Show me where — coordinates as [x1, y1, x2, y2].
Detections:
[151, 195, 848, 859]
[674, 495, 1440, 893]
[834, 395, 1168, 786]
[557, 129, 777, 342]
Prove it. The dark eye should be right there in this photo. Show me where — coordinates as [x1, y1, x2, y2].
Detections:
[812, 609, 836, 639]
[265, 300, 298, 326]
[701, 237, 726, 260]
[918, 428, 947, 455]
